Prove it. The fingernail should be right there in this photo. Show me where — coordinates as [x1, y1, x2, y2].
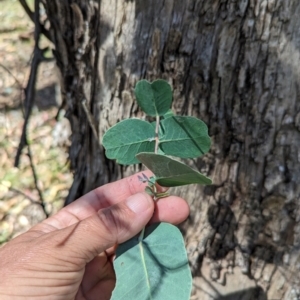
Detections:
[125, 193, 152, 214]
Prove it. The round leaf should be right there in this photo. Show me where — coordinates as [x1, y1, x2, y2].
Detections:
[134, 79, 172, 116]
[136, 152, 212, 187]
[111, 223, 192, 300]
[159, 116, 211, 158]
[102, 119, 155, 165]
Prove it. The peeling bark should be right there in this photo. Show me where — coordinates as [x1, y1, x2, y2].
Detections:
[44, 0, 300, 298]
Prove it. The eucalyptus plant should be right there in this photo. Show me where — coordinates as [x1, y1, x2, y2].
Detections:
[102, 79, 211, 300]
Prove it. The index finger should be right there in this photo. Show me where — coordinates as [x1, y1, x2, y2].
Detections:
[73, 170, 154, 212]
[41, 171, 153, 229]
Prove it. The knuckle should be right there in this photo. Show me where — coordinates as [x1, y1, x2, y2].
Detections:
[97, 205, 130, 237]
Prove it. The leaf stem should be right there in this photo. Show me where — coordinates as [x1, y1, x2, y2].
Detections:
[138, 227, 145, 242]
[154, 115, 160, 154]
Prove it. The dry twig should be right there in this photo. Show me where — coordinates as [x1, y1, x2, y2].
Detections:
[18, 0, 52, 42]
[0, 63, 23, 89]
[14, 0, 51, 217]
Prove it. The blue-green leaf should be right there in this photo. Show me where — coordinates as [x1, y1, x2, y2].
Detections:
[111, 223, 192, 300]
[136, 152, 212, 187]
[102, 119, 155, 165]
[159, 116, 211, 158]
[135, 80, 172, 116]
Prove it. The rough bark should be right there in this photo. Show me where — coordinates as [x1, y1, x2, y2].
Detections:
[43, 0, 300, 299]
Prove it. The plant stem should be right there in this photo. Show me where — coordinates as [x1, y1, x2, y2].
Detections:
[138, 114, 163, 243]
[139, 116, 160, 242]
[154, 115, 160, 154]
[138, 227, 145, 242]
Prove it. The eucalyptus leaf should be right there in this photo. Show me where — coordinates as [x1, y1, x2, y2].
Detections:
[135, 80, 172, 116]
[159, 116, 211, 158]
[136, 152, 212, 186]
[102, 119, 155, 165]
[111, 223, 192, 300]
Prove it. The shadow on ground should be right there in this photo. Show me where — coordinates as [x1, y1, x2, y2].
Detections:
[216, 286, 267, 300]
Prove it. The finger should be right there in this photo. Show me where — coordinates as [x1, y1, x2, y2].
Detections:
[41, 171, 153, 230]
[44, 192, 154, 263]
[81, 252, 115, 293]
[99, 196, 190, 259]
[151, 196, 190, 225]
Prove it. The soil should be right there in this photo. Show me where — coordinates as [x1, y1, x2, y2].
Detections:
[0, 0, 73, 244]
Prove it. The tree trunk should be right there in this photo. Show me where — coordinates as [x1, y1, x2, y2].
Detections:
[43, 0, 300, 299]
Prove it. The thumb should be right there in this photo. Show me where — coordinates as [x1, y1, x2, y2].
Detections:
[54, 192, 154, 262]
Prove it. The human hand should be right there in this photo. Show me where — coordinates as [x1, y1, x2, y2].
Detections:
[0, 172, 189, 300]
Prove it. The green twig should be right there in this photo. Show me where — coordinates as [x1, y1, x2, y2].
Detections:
[138, 227, 145, 242]
[139, 114, 163, 241]
[154, 115, 160, 154]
